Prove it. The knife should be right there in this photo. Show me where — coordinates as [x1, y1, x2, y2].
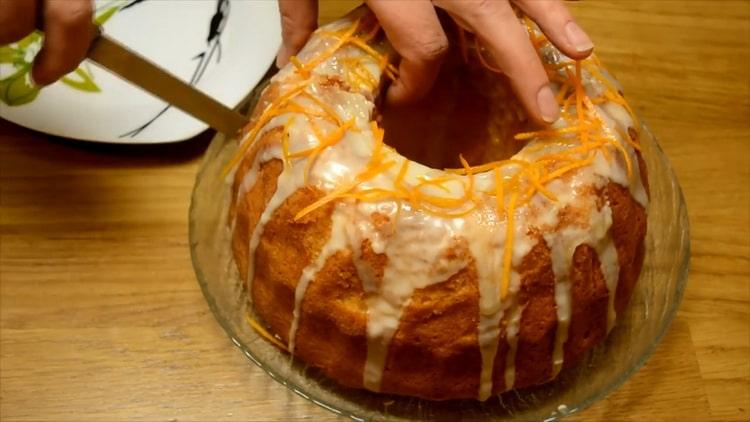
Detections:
[86, 30, 249, 136]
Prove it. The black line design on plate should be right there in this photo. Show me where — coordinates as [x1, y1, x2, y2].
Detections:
[121, 0, 148, 10]
[119, 0, 230, 139]
[94, 0, 148, 15]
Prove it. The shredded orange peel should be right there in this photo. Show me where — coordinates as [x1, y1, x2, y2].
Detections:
[245, 313, 288, 351]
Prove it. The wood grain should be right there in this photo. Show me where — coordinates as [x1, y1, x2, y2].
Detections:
[1, 1, 748, 420]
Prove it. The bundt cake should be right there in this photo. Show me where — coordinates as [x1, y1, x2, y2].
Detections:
[224, 10, 648, 401]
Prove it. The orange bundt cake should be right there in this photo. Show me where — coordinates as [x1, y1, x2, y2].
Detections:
[224, 10, 648, 401]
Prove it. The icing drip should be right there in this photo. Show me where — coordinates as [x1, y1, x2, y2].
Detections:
[469, 212, 505, 401]
[356, 201, 469, 391]
[288, 207, 349, 354]
[545, 198, 614, 376]
[245, 162, 305, 288]
[477, 309, 503, 400]
[551, 269, 571, 377]
[504, 300, 524, 390]
[467, 203, 533, 400]
[597, 235, 620, 333]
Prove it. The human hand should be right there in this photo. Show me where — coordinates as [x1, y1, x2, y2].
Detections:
[0, 0, 94, 86]
[277, 0, 593, 124]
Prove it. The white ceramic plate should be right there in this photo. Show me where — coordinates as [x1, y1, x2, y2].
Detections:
[0, 0, 281, 144]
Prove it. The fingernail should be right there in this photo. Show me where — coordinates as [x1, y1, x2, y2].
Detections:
[565, 21, 594, 53]
[28, 69, 48, 87]
[537, 85, 559, 123]
[385, 82, 404, 106]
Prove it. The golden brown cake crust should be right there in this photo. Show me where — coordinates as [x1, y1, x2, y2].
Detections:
[230, 14, 648, 400]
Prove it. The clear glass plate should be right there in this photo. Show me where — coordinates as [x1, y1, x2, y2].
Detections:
[189, 81, 690, 421]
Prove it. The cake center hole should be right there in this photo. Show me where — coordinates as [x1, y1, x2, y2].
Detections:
[379, 47, 533, 170]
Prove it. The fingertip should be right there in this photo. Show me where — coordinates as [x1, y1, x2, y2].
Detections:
[514, 0, 594, 59]
[536, 84, 560, 124]
[367, 0, 447, 106]
[276, 44, 290, 68]
[277, 0, 317, 67]
[34, 0, 95, 86]
[384, 57, 442, 107]
[563, 21, 594, 57]
[385, 79, 410, 106]
[30, 62, 56, 87]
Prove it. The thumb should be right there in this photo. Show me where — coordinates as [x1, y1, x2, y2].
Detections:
[277, 0, 318, 67]
[366, 0, 448, 106]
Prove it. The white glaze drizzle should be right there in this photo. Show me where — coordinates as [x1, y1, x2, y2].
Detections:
[504, 300, 524, 390]
[356, 201, 469, 391]
[469, 216, 505, 401]
[597, 235, 620, 333]
[244, 158, 304, 288]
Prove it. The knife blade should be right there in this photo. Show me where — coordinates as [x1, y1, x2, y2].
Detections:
[86, 31, 248, 136]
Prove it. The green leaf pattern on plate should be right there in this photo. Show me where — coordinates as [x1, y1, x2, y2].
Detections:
[61, 67, 102, 93]
[0, 1, 126, 107]
[0, 65, 40, 106]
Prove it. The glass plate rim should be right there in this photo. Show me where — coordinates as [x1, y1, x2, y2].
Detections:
[188, 101, 691, 421]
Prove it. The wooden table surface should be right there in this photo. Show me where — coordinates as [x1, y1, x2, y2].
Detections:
[1, 1, 748, 420]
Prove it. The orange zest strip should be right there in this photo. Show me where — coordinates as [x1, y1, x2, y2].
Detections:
[526, 165, 558, 202]
[573, 61, 589, 144]
[584, 62, 641, 127]
[288, 119, 354, 159]
[344, 65, 365, 90]
[302, 119, 355, 182]
[541, 155, 596, 183]
[419, 202, 478, 218]
[583, 63, 620, 97]
[414, 176, 453, 194]
[294, 182, 356, 220]
[341, 58, 379, 90]
[446, 158, 531, 175]
[300, 91, 343, 126]
[494, 167, 505, 215]
[459, 154, 477, 203]
[601, 136, 633, 180]
[555, 80, 571, 103]
[589, 96, 608, 105]
[286, 101, 328, 119]
[222, 83, 308, 176]
[370, 121, 385, 156]
[316, 28, 397, 81]
[342, 187, 400, 200]
[294, 159, 396, 221]
[560, 91, 575, 117]
[347, 37, 388, 66]
[394, 159, 410, 191]
[603, 90, 640, 126]
[297, 20, 361, 76]
[281, 116, 295, 167]
[289, 55, 305, 73]
[246, 314, 288, 351]
[514, 125, 589, 141]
